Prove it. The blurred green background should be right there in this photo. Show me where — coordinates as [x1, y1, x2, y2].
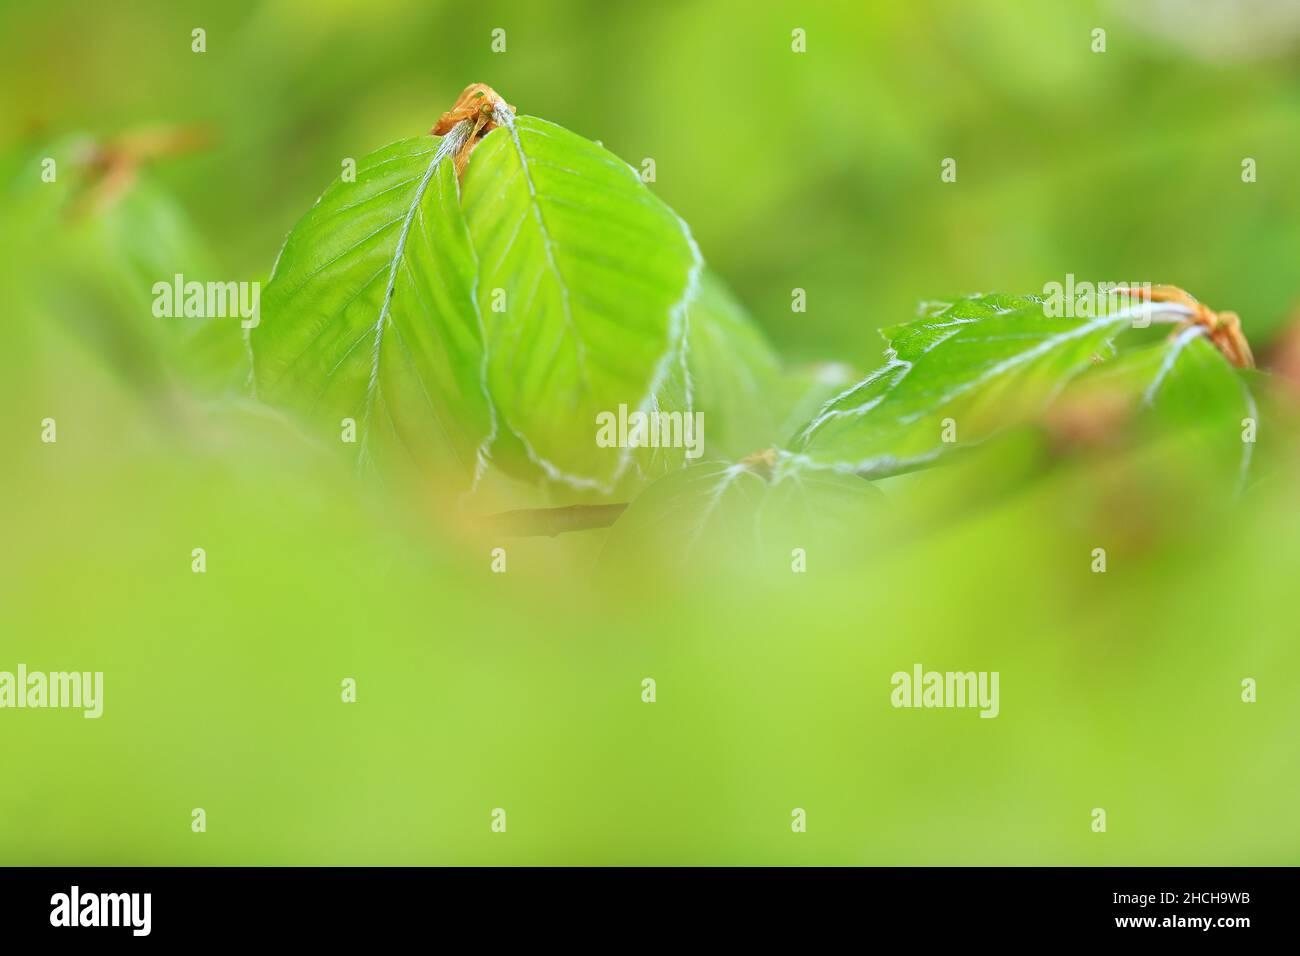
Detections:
[5, 0, 1300, 363]
[1, 0, 1297, 864]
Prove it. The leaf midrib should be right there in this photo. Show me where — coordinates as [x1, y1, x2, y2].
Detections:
[357, 125, 470, 460]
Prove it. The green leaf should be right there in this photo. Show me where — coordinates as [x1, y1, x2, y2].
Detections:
[460, 114, 702, 491]
[788, 293, 1136, 476]
[252, 127, 494, 484]
[601, 456, 885, 572]
[682, 271, 782, 460]
[1067, 327, 1258, 489]
[4, 138, 248, 399]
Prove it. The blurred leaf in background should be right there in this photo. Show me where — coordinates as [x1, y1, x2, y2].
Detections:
[5, 0, 1297, 364]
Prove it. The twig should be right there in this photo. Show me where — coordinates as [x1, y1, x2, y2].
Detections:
[479, 503, 628, 537]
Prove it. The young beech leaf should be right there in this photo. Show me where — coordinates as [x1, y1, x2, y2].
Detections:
[253, 128, 494, 484]
[459, 113, 702, 492]
[889, 330, 1263, 528]
[788, 293, 1138, 477]
[684, 272, 783, 460]
[4, 138, 248, 399]
[601, 455, 886, 574]
[1062, 328, 1259, 490]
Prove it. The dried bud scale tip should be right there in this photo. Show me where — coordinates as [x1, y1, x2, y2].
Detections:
[1114, 284, 1255, 369]
[431, 83, 517, 177]
[741, 448, 779, 480]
